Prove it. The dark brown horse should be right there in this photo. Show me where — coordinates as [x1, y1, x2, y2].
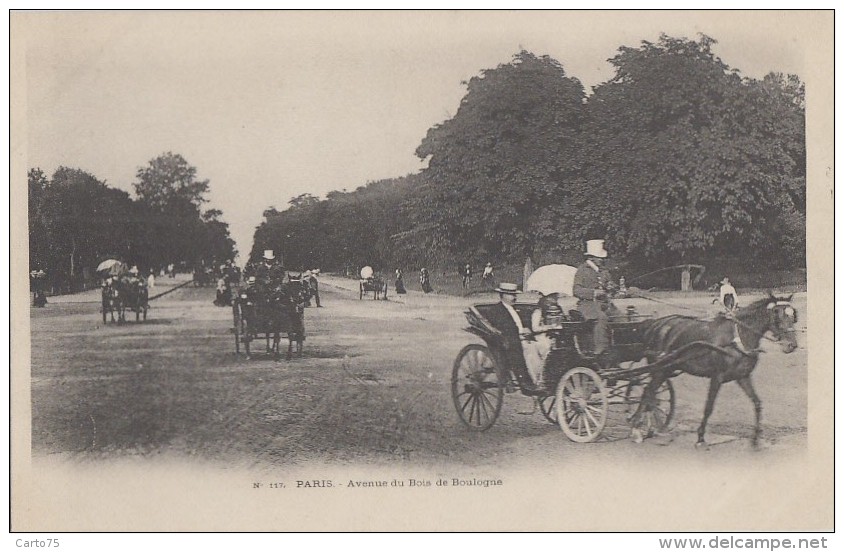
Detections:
[630, 293, 799, 447]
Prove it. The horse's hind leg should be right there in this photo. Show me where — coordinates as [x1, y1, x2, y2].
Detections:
[697, 377, 723, 448]
[736, 376, 762, 448]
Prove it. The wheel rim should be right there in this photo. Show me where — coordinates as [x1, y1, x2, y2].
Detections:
[451, 345, 503, 431]
[556, 367, 608, 442]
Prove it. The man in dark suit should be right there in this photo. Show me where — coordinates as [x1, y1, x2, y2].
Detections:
[483, 282, 533, 385]
[573, 239, 619, 364]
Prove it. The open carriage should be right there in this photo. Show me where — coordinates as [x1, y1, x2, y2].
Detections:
[453, 265, 801, 447]
[454, 301, 675, 442]
[232, 279, 307, 360]
[96, 260, 148, 324]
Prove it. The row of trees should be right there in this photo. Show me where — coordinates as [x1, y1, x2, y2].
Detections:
[253, 34, 805, 275]
[29, 152, 236, 292]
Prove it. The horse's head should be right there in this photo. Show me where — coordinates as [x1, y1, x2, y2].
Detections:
[763, 292, 799, 353]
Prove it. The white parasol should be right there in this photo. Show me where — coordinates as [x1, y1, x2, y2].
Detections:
[526, 264, 578, 297]
[96, 259, 128, 276]
[360, 266, 374, 279]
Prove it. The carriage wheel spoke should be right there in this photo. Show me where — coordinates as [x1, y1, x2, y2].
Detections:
[584, 407, 600, 431]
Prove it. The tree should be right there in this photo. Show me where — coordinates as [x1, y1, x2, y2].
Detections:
[134, 152, 210, 209]
[581, 34, 805, 266]
[28, 168, 50, 270]
[408, 51, 587, 261]
[132, 153, 234, 268]
[32, 167, 135, 290]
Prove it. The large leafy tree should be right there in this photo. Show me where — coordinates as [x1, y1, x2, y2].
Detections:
[134, 151, 210, 209]
[582, 34, 805, 266]
[32, 167, 135, 287]
[133, 152, 234, 268]
[408, 51, 587, 261]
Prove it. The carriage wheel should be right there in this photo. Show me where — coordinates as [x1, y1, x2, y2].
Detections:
[624, 375, 675, 433]
[451, 344, 504, 431]
[143, 305, 148, 321]
[539, 394, 558, 424]
[555, 367, 608, 443]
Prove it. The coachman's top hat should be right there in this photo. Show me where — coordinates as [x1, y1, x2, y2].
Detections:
[585, 239, 608, 258]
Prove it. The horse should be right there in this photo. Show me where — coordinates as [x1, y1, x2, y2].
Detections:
[629, 292, 799, 448]
[100, 281, 125, 324]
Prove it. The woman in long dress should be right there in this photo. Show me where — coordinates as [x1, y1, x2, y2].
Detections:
[395, 269, 406, 294]
[524, 293, 564, 388]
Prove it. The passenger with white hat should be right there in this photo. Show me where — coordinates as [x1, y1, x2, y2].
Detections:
[573, 239, 621, 367]
[483, 282, 545, 392]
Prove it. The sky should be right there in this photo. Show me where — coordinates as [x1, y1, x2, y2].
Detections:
[16, 11, 815, 259]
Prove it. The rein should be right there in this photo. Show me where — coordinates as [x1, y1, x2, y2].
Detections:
[628, 291, 791, 346]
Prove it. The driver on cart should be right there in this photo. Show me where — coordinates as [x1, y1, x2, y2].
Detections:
[254, 250, 285, 297]
[573, 239, 621, 369]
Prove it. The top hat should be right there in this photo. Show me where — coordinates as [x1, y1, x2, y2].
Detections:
[263, 250, 275, 260]
[585, 239, 608, 258]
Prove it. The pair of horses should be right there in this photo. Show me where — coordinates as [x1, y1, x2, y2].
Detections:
[237, 279, 309, 360]
[101, 278, 149, 324]
[627, 292, 799, 448]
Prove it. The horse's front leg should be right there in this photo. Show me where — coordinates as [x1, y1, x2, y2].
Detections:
[629, 370, 663, 442]
[736, 376, 763, 448]
[697, 376, 723, 448]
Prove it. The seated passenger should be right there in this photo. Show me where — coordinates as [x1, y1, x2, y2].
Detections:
[525, 293, 564, 389]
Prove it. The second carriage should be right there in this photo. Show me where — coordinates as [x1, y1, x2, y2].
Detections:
[232, 277, 308, 360]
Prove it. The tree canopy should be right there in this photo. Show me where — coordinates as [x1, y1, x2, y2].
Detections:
[252, 36, 805, 274]
[29, 153, 236, 291]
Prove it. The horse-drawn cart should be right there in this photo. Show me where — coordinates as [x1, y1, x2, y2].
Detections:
[453, 291, 799, 446]
[358, 266, 388, 300]
[233, 280, 307, 360]
[454, 303, 676, 442]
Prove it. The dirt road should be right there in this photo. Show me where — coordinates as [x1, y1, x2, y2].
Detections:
[30, 275, 808, 473]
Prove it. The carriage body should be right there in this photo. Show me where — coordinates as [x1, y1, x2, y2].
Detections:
[452, 301, 675, 441]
